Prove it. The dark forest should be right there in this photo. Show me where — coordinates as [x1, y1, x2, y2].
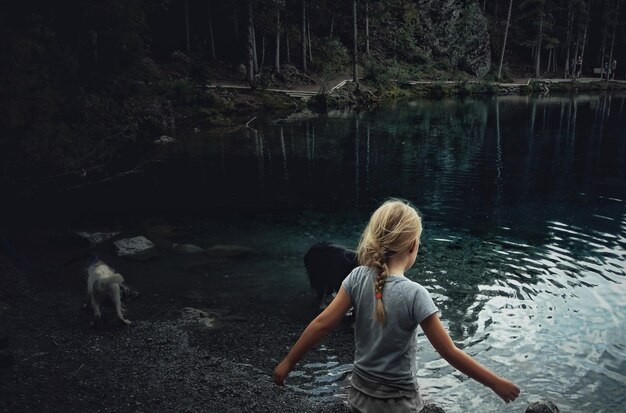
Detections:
[1, 0, 624, 186]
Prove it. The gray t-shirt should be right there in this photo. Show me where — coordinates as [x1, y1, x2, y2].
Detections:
[342, 265, 439, 390]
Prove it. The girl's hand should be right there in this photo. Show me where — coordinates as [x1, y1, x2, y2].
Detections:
[273, 359, 294, 386]
[491, 377, 521, 403]
[273, 287, 353, 387]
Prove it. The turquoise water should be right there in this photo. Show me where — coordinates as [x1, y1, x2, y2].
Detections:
[18, 93, 626, 412]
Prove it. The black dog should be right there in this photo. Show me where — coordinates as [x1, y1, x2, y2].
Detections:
[304, 241, 359, 310]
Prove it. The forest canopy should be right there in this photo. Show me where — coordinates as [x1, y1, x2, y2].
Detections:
[0, 0, 623, 181]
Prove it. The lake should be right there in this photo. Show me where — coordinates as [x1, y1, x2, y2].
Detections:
[8, 92, 626, 412]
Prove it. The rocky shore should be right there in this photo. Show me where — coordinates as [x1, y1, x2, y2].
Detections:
[0, 227, 561, 413]
[0, 252, 352, 413]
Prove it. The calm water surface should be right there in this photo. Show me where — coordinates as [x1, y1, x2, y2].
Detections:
[19, 93, 626, 412]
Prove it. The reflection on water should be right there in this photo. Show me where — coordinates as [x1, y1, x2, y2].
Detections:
[287, 347, 353, 402]
[20, 93, 626, 412]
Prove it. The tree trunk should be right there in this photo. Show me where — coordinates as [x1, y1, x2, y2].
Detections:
[233, 9, 239, 42]
[497, 0, 513, 80]
[301, 0, 307, 72]
[260, 34, 266, 71]
[246, 1, 255, 84]
[307, 4, 313, 64]
[252, 18, 259, 74]
[545, 48, 552, 74]
[576, 0, 590, 77]
[365, 0, 370, 55]
[275, 5, 280, 73]
[208, 0, 216, 60]
[574, 32, 581, 66]
[329, 15, 334, 39]
[599, 0, 610, 70]
[286, 30, 291, 64]
[184, 0, 190, 54]
[353, 0, 358, 84]
[564, 1, 574, 78]
[607, 0, 620, 81]
[534, 1, 544, 78]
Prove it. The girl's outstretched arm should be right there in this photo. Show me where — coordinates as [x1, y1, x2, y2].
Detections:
[273, 286, 353, 386]
[420, 313, 521, 403]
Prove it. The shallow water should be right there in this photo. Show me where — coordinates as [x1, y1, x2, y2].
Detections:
[9, 92, 626, 412]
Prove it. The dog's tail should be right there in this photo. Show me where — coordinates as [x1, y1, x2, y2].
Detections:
[110, 273, 124, 284]
[97, 273, 125, 287]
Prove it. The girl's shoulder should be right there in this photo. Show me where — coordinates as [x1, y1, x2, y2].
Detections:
[344, 265, 375, 284]
[349, 265, 375, 278]
[391, 276, 432, 297]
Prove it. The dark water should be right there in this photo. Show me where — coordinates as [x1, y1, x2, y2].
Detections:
[8, 93, 626, 412]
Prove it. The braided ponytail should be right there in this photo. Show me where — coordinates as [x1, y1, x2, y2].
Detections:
[373, 249, 389, 324]
[357, 198, 422, 325]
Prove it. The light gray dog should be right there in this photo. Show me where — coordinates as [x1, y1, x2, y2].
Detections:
[85, 258, 131, 326]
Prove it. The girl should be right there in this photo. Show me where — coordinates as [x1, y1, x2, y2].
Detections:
[273, 198, 520, 412]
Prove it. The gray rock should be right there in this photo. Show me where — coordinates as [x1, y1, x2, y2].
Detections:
[153, 135, 177, 145]
[525, 400, 560, 413]
[74, 231, 120, 245]
[113, 236, 157, 260]
[180, 307, 218, 328]
[120, 283, 141, 302]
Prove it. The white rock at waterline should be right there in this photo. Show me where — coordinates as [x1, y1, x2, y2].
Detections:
[113, 236, 157, 260]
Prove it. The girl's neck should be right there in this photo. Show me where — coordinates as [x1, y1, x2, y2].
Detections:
[386, 260, 407, 277]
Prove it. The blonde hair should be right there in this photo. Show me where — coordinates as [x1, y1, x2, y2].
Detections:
[356, 198, 422, 325]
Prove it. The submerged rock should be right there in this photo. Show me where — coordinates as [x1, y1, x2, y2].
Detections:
[525, 400, 560, 413]
[172, 243, 205, 254]
[422, 403, 446, 413]
[204, 245, 253, 258]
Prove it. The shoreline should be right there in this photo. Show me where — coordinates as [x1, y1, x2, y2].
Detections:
[203, 75, 626, 124]
[0, 252, 352, 413]
[0, 243, 561, 413]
